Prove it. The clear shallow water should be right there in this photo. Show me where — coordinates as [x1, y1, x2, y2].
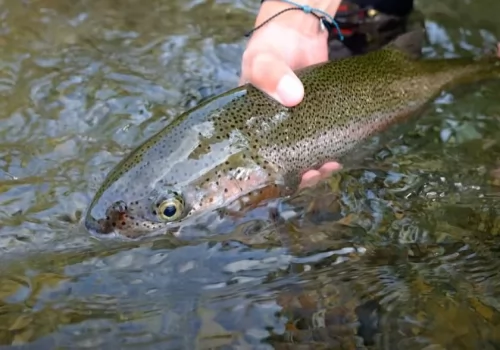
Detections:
[0, 0, 500, 348]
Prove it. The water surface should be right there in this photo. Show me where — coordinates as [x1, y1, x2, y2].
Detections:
[0, 0, 500, 348]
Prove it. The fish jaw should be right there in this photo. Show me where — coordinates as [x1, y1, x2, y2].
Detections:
[83, 200, 170, 239]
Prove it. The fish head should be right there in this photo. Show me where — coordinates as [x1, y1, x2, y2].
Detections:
[84, 119, 283, 239]
[84, 178, 195, 239]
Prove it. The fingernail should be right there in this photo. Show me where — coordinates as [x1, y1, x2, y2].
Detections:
[276, 74, 304, 107]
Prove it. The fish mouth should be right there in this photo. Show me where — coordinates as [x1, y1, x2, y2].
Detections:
[83, 215, 117, 238]
[84, 215, 171, 239]
[83, 201, 168, 239]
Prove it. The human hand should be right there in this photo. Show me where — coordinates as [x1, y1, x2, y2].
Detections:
[240, 1, 339, 107]
[240, 0, 343, 187]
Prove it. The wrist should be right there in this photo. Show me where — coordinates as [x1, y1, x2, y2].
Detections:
[256, 0, 341, 37]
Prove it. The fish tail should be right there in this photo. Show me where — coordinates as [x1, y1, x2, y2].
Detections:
[424, 53, 500, 90]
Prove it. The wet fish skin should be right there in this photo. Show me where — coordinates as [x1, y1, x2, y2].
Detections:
[83, 44, 500, 239]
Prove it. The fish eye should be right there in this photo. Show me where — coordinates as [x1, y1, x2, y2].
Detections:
[156, 194, 184, 222]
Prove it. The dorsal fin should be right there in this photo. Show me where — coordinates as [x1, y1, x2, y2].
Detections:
[382, 27, 427, 60]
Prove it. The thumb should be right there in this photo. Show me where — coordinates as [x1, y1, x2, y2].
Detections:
[248, 53, 304, 107]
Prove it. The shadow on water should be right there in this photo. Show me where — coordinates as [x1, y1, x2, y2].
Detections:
[0, 0, 499, 348]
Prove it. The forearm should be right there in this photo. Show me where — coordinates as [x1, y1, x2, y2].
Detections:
[256, 0, 342, 37]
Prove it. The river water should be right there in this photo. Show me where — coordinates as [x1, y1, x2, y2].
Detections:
[0, 0, 500, 348]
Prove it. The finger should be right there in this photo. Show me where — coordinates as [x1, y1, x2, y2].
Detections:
[299, 162, 343, 189]
[299, 169, 323, 189]
[317, 162, 342, 176]
[249, 52, 304, 107]
[239, 49, 253, 87]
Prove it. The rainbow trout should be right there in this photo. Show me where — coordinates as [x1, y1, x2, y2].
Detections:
[84, 39, 500, 239]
